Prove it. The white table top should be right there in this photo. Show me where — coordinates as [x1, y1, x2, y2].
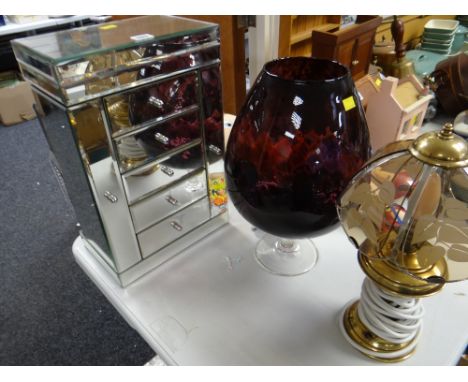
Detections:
[73, 201, 468, 365]
[0, 16, 93, 36]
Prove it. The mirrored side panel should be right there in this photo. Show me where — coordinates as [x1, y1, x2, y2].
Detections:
[34, 93, 142, 272]
[34, 93, 112, 261]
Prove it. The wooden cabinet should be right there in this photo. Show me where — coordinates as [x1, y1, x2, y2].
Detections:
[311, 16, 383, 80]
[278, 16, 382, 81]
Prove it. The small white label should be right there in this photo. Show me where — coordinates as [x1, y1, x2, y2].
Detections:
[130, 33, 154, 42]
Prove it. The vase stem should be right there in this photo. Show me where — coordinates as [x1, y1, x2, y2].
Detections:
[256, 235, 318, 276]
[275, 239, 300, 255]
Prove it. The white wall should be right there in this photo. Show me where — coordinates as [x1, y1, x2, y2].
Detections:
[247, 16, 280, 86]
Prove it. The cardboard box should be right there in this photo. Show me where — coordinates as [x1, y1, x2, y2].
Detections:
[0, 72, 36, 126]
[0, 70, 21, 84]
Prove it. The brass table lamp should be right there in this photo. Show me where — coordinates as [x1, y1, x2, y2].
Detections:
[337, 123, 468, 362]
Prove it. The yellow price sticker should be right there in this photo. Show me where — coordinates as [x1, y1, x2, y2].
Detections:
[343, 96, 356, 111]
[99, 24, 117, 30]
[375, 78, 382, 87]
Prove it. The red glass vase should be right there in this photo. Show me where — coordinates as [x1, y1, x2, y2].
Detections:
[225, 57, 371, 275]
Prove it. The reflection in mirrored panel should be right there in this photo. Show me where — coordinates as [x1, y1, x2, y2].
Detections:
[207, 159, 228, 218]
[19, 62, 61, 100]
[106, 73, 199, 135]
[116, 110, 202, 173]
[68, 101, 109, 167]
[34, 94, 112, 263]
[201, 65, 224, 164]
[123, 144, 205, 205]
[12, 17, 220, 106]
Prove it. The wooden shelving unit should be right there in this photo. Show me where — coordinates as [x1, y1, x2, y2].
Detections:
[289, 23, 340, 45]
[279, 16, 341, 57]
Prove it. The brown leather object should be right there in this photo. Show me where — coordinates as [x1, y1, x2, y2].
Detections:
[432, 53, 468, 116]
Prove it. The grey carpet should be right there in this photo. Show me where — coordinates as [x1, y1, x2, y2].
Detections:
[0, 118, 155, 365]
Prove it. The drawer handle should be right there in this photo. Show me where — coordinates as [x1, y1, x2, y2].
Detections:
[148, 96, 164, 109]
[104, 190, 118, 203]
[161, 165, 174, 176]
[154, 132, 169, 145]
[165, 195, 179, 205]
[208, 144, 222, 155]
[170, 221, 183, 231]
[351, 60, 359, 66]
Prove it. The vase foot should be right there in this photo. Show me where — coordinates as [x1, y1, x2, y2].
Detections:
[254, 234, 318, 276]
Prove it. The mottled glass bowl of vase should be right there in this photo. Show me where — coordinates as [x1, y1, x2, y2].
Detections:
[225, 57, 371, 276]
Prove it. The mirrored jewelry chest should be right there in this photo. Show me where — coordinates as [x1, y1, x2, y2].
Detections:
[12, 15, 228, 286]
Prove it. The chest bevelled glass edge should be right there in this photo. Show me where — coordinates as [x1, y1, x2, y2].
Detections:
[11, 16, 219, 64]
[12, 16, 220, 106]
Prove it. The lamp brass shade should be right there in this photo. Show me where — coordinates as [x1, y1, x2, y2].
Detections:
[337, 123, 468, 290]
[409, 123, 468, 168]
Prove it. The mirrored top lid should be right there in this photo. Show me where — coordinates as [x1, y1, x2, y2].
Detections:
[11, 15, 218, 64]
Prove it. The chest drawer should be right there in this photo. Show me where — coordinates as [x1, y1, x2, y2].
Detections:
[123, 143, 204, 204]
[104, 72, 199, 135]
[137, 196, 212, 258]
[130, 171, 207, 233]
[115, 107, 202, 173]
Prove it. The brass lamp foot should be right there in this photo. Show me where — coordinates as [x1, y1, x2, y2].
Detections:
[339, 278, 424, 362]
[340, 300, 419, 362]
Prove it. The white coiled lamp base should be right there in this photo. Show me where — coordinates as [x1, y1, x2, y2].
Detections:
[340, 277, 425, 362]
